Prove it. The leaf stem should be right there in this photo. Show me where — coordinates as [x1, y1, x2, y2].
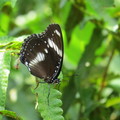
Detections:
[98, 48, 115, 99]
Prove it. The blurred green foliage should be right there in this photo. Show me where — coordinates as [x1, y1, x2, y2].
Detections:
[0, 0, 120, 120]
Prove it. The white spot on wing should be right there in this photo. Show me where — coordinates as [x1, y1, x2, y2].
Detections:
[29, 52, 45, 67]
[47, 44, 49, 48]
[44, 49, 48, 53]
[48, 38, 62, 57]
[48, 38, 53, 48]
[54, 30, 61, 37]
[58, 49, 62, 57]
[25, 61, 28, 66]
[37, 52, 45, 62]
[25, 61, 31, 71]
[36, 34, 39, 38]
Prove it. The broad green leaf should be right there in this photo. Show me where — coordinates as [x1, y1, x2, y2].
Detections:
[105, 97, 120, 108]
[0, 13, 10, 36]
[96, 0, 113, 7]
[85, 0, 117, 32]
[0, 51, 11, 119]
[114, 0, 120, 7]
[65, 22, 95, 66]
[0, 36, 26, 52]
[0, 51, 11, 110]
[109, 78, 120, 92]
[10, 0, 17, 7]
[0, 0, 17, 9]
[35, 83, 64, 120]
[0, 36, 13, 45]
[62, 27, 105, 114]
[109, 54, 120, 75]
[0, 36, 25, 45]
[85, 0, 114, 18]
[65, 3, 85, 44]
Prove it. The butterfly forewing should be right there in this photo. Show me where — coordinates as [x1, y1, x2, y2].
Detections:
[45, 24, 63, 79]
[20, 24, 63, 83]
[46, 24, 63, 52]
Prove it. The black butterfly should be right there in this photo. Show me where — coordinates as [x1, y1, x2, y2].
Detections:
[20, 24, 63, 84]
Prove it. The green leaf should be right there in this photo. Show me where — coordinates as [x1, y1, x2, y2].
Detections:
[0, 36, 13, 45]
[0, 51, 11, 119]
[0, 13, 10, 36]
[62, 26, 105, 114]
[96, 0, 114, 7]
[108, 78, 120, 92]
[0, 36, 26, 52]
[10, 0, 17, 7]
[85, 0, 114, 17]
[65, 3, 85, 43]
[0, 51, 11, 110]
[0, 36, 25, 45]
[0, 110, 23, 120]
[0, 0, 17, 9]
[109, 54, 120, 75]
[65, 22, 95, 66]
[0, 0, 9, 9]
[114, 0, 120, 7]
[85, 0, 117, 31]
[105, 97, 120, 108]
[35, 83, 64, 120]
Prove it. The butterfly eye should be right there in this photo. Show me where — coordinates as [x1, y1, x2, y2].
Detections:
[20, 23, 63, 84]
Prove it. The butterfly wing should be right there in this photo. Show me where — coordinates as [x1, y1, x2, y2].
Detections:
[20, 24, 63, 83]
[45, 24, 63, 80]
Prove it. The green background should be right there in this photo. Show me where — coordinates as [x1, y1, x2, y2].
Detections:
[0, 0, 120, 120]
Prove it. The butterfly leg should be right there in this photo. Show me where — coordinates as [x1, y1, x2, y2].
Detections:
[34, 78, 47, 89]
[57, 82, 61, 90]
[52, 78, 61, 90]
[34, 78, 40, 89]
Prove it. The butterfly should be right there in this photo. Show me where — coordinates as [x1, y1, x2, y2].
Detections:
[20, 24, 63, 84]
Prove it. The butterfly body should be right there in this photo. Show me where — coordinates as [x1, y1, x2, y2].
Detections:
[20, 24, 63, 84]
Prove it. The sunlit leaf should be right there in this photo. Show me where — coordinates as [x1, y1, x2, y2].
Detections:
[105, 97, 120, 107]
[0, 110, 23, 120]
[0, 51, 11, 119]
[109, 78, 120, 92]
[109, 54, 120, 75]
[10, 0, 17, 7]
[35, 83, 64, 120]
